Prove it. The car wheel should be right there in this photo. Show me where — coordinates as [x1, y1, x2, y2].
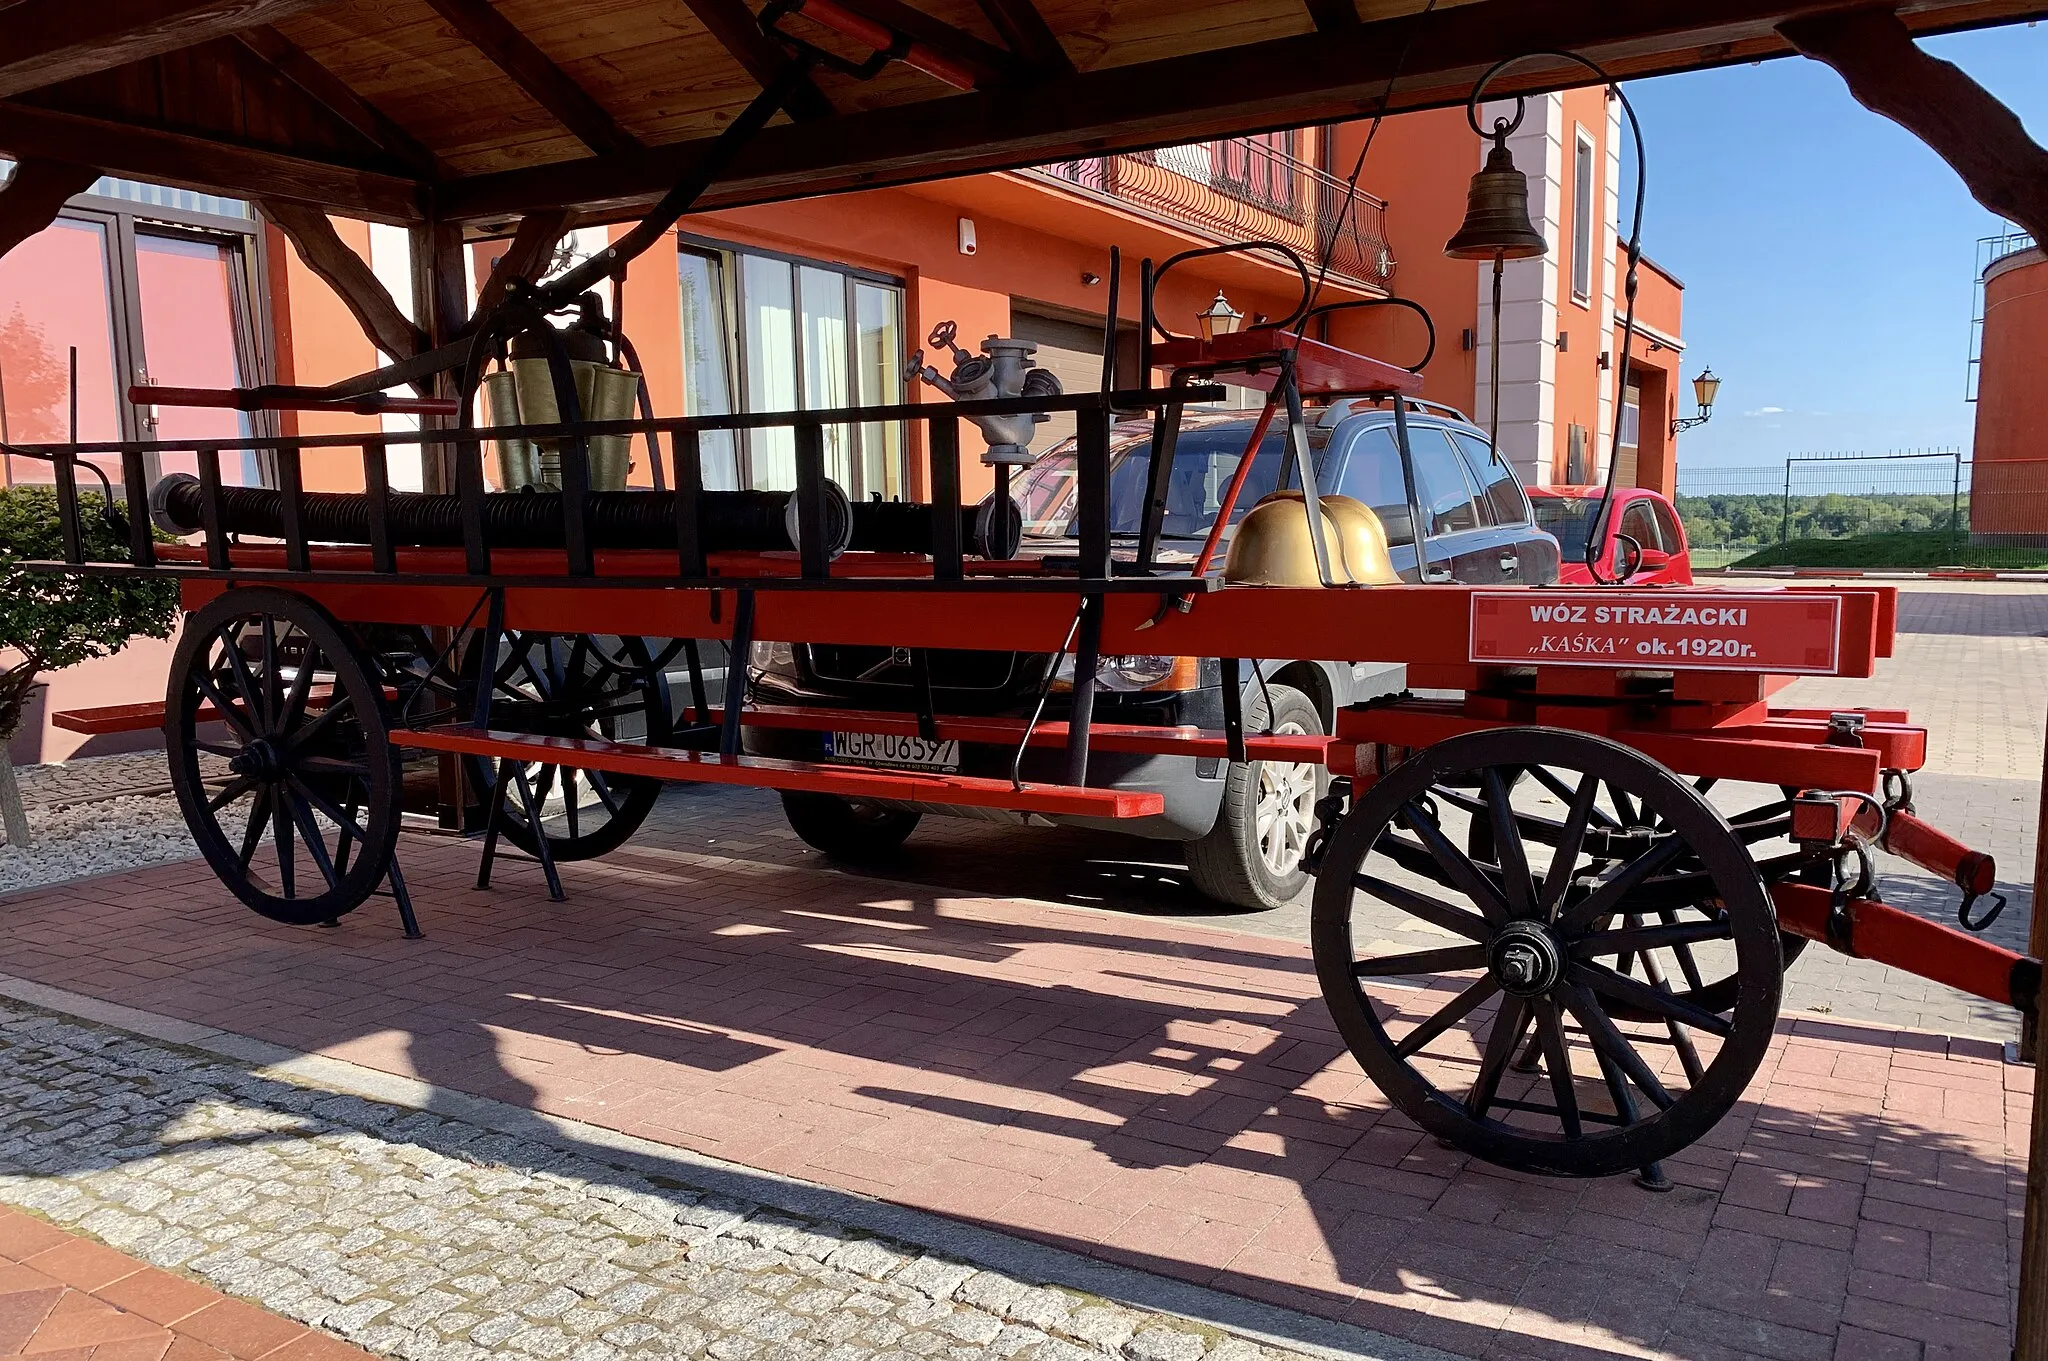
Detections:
[1184, 683, 1327, 910]
[781, 792, 921, 861]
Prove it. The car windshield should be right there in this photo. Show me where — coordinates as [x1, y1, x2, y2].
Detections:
[1532, 495, 1604, 557]
[1019, 418, 1331, 541]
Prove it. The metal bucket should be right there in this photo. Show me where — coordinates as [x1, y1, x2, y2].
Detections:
[509, 357, 640, 491]
[483, 370, 540, 491]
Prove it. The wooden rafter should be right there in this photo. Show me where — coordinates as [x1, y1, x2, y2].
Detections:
[973, 0, 1074, 76]
[0, 101, 424, 221]
[0, 157, 96, 258]
[0, 0, 339, 100]
[419, 0, 643, 157]
[1781, 8, 2048, 245]
[236, 26, 443, 178]
[675, 0, 833, 120]
[823, 0, 1024, 86]
[465, 208, 571, 331]
[1302, 0, 1360, 34]
[260, 199, 431, 384]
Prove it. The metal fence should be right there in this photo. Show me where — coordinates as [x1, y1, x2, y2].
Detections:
[1674, 450, 2048, 570]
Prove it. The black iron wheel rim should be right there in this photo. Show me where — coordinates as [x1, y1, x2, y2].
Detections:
[167, 588, 400, 926]
[461, 632, 671, 862]
[1310, 726, 1782, 1179]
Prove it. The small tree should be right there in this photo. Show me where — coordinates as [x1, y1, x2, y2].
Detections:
[0, 485, 178, 845]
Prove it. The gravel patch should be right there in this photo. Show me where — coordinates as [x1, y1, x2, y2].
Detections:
[0, 791, 196, 895]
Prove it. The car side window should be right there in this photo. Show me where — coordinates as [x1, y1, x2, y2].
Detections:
[1407, 428, 1481, 535]
[1650, 498, 1685, 552]
[1613, 499, 1661, 571]
[1334, 426, 1416, 546]
[1451, 430, 1529, 525]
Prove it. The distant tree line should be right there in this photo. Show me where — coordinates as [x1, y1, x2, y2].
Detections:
[1673, 491, 1969, 551]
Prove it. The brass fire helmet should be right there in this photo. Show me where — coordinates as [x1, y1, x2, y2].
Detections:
[1222, 490, 1399, 587]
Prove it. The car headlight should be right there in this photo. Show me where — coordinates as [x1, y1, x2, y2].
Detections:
[749, 641, 797, 675]
[1050, 654, 1196, 693]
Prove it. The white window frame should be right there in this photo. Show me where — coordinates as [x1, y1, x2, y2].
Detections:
[1571, 127, 1596, 307]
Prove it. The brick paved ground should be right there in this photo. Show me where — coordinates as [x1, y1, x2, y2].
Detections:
[0, 1204, 372, 1361]
[0, 834, 2027, 1360]
[0, 1003, 1333, 1361]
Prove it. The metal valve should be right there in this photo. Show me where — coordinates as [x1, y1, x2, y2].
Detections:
[910, 321, 1062, 467]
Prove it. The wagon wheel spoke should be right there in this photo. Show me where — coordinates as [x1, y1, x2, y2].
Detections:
[1351, 944, 1488, 978]
[207, 774, 258, 812]
[1400, 800, 1511, 924]
[1531, 999, 1582, 1139]
[193, 661, 258, 743]
[561, 767, 581, 838]
[1554, 835, 1688, 933]
[296, 755, 372, 777]
[1539, 770, 1602, 915]
[588, 771, 624, 815]
[272, 790, 296, 899]
[1482, 767, 1535, 916]
[1468, 995, 1532, 1121]
[238, 788, 273, 869]
[1562, 983, 1675, 1110]
[258, 615, 283, 732]
[1628, 921, 1708, 1084]
[281, 692, 357, 756]
[528, 763, 560, 824]
[1569, 961, 1732, 1038]
[1354, 872, 1493, 941]
[1605, 781, 1639, 830]
[287, 774, 373, 844]
[283, 788, 340, 892]
[1526, 764, 1622, 829]
[195, 739, 243, 760]
[1393, 974, 1501, 1060]
[1657, 908, 1712, 992]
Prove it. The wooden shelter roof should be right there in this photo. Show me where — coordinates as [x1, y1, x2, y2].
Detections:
[1, 0, 2044, 229]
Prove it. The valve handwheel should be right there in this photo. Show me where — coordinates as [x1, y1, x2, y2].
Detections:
[1311, 727, 1781, 1178]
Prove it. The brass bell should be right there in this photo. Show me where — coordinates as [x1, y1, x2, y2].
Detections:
[1445, 136, 1548, 261]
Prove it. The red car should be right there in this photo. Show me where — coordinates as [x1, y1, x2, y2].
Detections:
[1527, 485, 1695, 585]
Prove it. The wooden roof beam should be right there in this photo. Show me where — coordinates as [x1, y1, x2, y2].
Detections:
[260, 199, 432, 387]
[236, 26, 444, 178]
[819, 0, 1026, 87]
[0, 158, 97, 259]
[0, 101, 425, 222]
[973, 0, 1074, 76]
[436, 0, 2048, 222]
[675, 0, 833, 120]
[1302, 0, 1360, 34]
[0, 0, 340, 99]
[420, 0, 644, 157]
[1781, 7, 2048, 245]
[465, 208, 571, 332]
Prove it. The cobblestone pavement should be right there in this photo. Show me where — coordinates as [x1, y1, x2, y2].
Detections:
[0, 1000, 1411, 1361]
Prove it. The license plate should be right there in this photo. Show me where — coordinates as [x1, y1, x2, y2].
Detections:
[826, 731, 961, 772]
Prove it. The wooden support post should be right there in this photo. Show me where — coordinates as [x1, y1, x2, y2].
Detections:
[2019, 701, 2048, 1359]
[0, 158, 96, 260]
[1780, 9, 2048, 245]
[467, 208, 569, 333]
[412, 216, 473, 830]
[261, 199, 431, 386]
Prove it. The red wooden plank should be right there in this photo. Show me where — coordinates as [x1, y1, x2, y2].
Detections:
[1773, 882, 2027, 1009]
[396, 725, 1168, 818]
[1151, 328, 1425, 397]
[684, 704, 1335, 763]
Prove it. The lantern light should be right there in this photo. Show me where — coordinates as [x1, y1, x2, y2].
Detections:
[1196, 290, 1243, 343]
[1675, 366, 1720, 435]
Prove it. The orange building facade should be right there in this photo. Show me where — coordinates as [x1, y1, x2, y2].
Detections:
[2, 102, 1689, 762]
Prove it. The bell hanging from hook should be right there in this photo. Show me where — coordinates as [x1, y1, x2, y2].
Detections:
[1444, 124, 1547, 261]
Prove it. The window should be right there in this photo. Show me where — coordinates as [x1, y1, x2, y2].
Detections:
[1335, 426, 1416, 546]
[1572, 129, 1596, 306]
[0, 179, 264, 489]
[1408, 428, 1481, 535]
[1615, 498, 1661, 570]
[1650, 499, 1684, 553]
[1619, 382, 1642, 451]
[1450, 429, 1529, 525]
[680, 241, 904, 498]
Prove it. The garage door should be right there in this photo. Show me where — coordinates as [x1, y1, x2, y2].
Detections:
[1011, 309, 1106, 452]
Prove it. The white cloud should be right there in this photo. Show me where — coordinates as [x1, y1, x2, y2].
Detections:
[1744, 405, 1787, 417]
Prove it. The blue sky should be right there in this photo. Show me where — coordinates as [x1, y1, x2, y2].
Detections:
[1618, 23, 2047, 469]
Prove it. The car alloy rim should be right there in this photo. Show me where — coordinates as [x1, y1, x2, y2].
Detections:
[1255, 718, 1318, 876]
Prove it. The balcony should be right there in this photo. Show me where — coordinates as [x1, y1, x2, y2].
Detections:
[1024, 137, 1395, 294]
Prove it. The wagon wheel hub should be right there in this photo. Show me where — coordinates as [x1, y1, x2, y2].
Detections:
[228, 737, 286, 782]
[1488, 921, 1562, 996]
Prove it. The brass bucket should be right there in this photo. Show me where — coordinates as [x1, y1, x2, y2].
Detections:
[507, 357, 641, 491]
[483, 370, 539, 491]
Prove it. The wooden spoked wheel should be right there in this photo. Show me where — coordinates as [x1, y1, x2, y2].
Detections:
[167, 588, 401, 926]
[1311, 727, 1782, 1178]
[462, 632, 672, 862]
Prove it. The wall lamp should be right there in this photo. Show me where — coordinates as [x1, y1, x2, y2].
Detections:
[1672, 366, 1720, 435]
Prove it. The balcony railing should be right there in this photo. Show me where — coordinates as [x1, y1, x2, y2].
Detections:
[1025, 137, 1395, 293]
